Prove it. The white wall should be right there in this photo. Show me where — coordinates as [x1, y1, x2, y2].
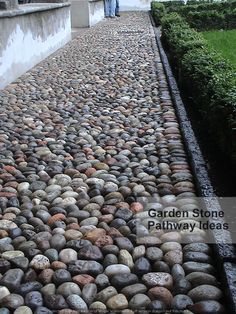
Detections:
[120, 0, 152, 11]
[0, 4, 71, 89]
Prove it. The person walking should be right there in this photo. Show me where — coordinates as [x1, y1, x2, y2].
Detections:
[115, 0, 120, 17]
[104, 0, 116, 18]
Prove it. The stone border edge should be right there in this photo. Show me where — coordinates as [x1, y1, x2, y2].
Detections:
[149, 12, 236, 313]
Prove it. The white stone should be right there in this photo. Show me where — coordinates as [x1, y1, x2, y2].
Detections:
[105, 264, 131, 277]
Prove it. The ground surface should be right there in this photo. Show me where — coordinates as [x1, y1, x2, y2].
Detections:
[0, 12, 224, 313]
[202, 29, 236, 67]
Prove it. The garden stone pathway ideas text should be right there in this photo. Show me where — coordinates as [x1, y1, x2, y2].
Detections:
[0, 12, 225, 313]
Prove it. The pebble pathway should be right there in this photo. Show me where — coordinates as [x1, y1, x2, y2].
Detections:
[0, 12, 225, 314]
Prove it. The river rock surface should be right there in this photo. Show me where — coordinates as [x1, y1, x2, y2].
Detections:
[0, 12, 224, 312]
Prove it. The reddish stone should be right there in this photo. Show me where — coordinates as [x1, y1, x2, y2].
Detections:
[100, 205, 116, 215]
[3, 166, 17, 174]
[0, 192, 16, 198]
[0, 230, 8, 238]
[148, 287, 173, 306]
[84, 228, 106, 244]
[51, 261, 67, 270]
[99, 214, 114, 223]
[38, 269, 54, 284]
[0, 173, 15, 182]
[116, 202, 130, 209]
[94, 235, 113, 248]
[85, 167, 97, 177]
[107, 227, 123, 239]
[66, 223, 80, 231]
[72, 274, 95, 287]
[4, 181, 18, 188]
[48, 214, 66, 226]
[130, 202, 144, 213]
[105, 157, 117, 166]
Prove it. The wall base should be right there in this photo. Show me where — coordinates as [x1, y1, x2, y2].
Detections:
[0, 3, 71, 89]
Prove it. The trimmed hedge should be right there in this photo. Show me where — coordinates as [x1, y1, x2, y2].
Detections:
[226, 8, 236, 29]
[159, 13, 236, 163]
[151, 2, 166, 25]
[185, 10, 226, 30]
[151, 0, 236, 31]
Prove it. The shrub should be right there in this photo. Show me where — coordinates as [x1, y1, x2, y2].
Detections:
[161, 14, 205, 61]
[151, 2, 166, 25]
[161, 12, 236, 163]
[185, 10, 226, 30]
[226, 8, 236, 29]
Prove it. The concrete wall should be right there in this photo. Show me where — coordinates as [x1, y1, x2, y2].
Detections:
[120, 0, 152, 11]
[0, 3, 71, 89]
[71, 0, 104, 28]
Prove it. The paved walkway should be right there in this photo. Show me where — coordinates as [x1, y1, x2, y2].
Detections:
[0, 13, 224, 313]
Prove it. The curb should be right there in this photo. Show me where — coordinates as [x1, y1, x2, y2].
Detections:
[149, 12, 236, 313]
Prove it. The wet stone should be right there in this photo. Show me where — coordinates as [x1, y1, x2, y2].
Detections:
[171, 294, 193, 310]
[66, 295, 88, 311]
[44, 295, 68, 310]
[188, 300, 225, 314]
[111, 274, 139, 291]
[24, 291, 43, 309]
[0, 294, 24, 310]
[188, 285, 223, 302]
[0, 269, 24, 291]
[133, 257, 151, 276]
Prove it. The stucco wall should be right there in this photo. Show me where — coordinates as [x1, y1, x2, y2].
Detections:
[120, 0, 152, 11]
[71, 0, 104, 28]
[0, 3, 71, 89]
[89, 0, 104, 26]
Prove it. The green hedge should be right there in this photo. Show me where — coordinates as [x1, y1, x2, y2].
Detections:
[151, 2, 166, 25]
[160, 13, 236, 163]
[226, 8, 236, 29]
[185, 10, 226, 30]
[152, 0, 236, 31]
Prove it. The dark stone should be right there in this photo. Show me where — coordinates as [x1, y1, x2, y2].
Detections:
[25, 291, 43, 309]
[114, 237, 134, 252]
[183, 262, 215, 275]
[9, 228, 22, 238]
[78, 245, 103, 261]
[24, 269, 37, 282]
[10, 256, 29, 271]
[103, 254, 118, 268]
[115, 208, 133, 221]
[172, 294, 193, 310]
[110, 273, 139, 290]
[0, 294, 24, 310]
[0, 259, 11, 273]
[34, 307, 53, 314]
[146, 300, 167, 312]
[66, 239, 91, 250]
[0, 269, 24, 291]
[68, 260, 103, 277]
[133, 257, 151, 276]
[44, 295, 68, 310]
[102, 245, 119, 255]
[110, 218, 126, 229]
[184, 252, 212, 264]
[173, 278, 192, 295]
[188, 300, 225, 314]
[17, 281, 43, 296]
[153, 261, 170, 273]
[52, 269, 72, 286]
[95, 274, 110, 290]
